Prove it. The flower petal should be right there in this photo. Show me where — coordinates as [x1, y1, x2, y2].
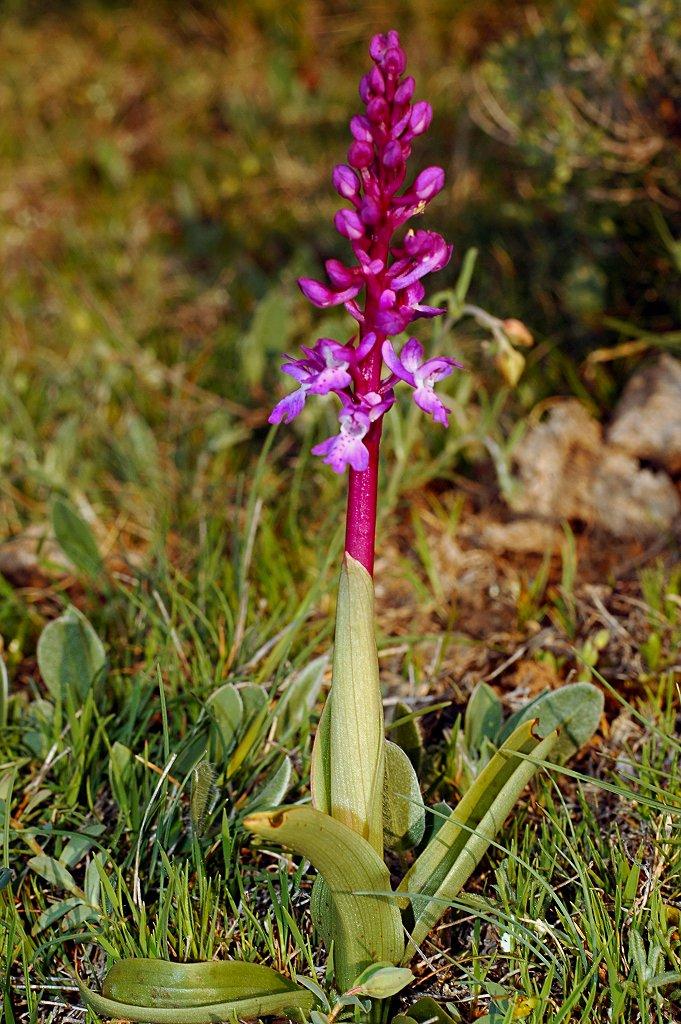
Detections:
[269, 388, 307, 425]
[413, 386, 450, 426]
[307, 366, 352, 394]
[381, 340, 416, 385]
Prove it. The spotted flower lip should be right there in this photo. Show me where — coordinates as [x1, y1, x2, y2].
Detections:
[311, 392, 394, 473]
[382, 337, 462, 426]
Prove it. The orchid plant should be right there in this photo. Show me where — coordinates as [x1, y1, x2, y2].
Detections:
[80, 30, 602, 1024]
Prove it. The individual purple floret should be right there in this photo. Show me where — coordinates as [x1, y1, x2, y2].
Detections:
[269, 29, 459, 573]
[382, 338, 462, 426]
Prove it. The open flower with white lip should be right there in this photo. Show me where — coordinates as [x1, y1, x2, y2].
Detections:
[312, 392, 394, 473]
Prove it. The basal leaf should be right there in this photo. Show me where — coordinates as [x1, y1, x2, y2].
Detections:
[503, 682, 603, 761]
[244, 805, 404, 989]
[37, 606, 106, 701]
[78, 958, 314, 1022]
[400, 720, 540, 917]
[383, 741, 425, 852]
[351, 963, 414, 998]
[400, 727, 559, 954]
[51, 496, 103, 579]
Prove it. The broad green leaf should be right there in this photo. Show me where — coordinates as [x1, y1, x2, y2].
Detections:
[27, 855, 80, 895]
[329, 555, 385, 854]
[51, 496, 103, 579]
[247, 755, 292, 813]
[351, 963, 414, 998]
[244, 805, 404, 989]
[78, 958, 314, 1022]
[400, 727, 559, 955]
[389, 702, 423, 771]
[383, 741, 425, 852]
[207, 684, 243, 757]
[37, 606, 106, 701]
[502, 682, 603, 761]
[464, 683, 502, 753]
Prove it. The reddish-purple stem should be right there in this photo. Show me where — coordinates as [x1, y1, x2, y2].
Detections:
[345, 232, 391, 575]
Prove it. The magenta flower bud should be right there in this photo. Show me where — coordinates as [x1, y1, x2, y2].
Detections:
[413, 166, 445, 201]
[350, 115, 373, 143]
[366, 97, 388, 124]
[394, 76, 415, 104]
[298, 277, 361, 307]
[334, 208, 365, 240]
[382, 140, 403, 168]
[408, 101, 432, 137]
[333, 164, 360, 200]
[391, 110, 411, 138]
[348, 140, 374, 168]
[383, 46, 406, 77]
[359, 74, 372, 103]
[360, 197, 381, 225]
[369, 66, 385, 94]
[369, 32, 390, 62]
[325, 259, 356, 287]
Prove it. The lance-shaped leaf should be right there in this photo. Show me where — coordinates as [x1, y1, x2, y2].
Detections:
[383, 741, 425, 852]
[78, 959, 314, 1023]
[328, 554, 385, 854]
[399, 722, 559, 956]
[244, 805, 404, 990]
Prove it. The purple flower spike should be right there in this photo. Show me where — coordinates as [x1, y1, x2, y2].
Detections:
[269, 29, 460, 570]
[382, 338, 462, 426]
